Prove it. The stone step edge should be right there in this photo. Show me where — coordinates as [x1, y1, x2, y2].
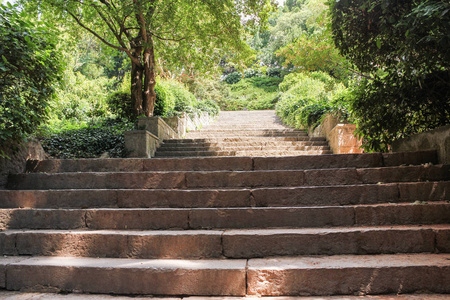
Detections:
[1, 225, 449, 259]
[1, 181, 448, 208]
[26, 150, 439, 173]
[1, 254, 449, 296]
[1, 202, 448, 230]
[9, 165, 450, 190]
[1, 292, 449, 300]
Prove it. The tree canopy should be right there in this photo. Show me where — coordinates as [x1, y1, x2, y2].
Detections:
[34, 0, 274, 116]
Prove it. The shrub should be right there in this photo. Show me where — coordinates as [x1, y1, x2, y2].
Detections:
[107, 91, 134, 120]
[267, 67, 282, 78]
[41, 118, 134, 158]
[224, 72, 242, 84]
[276, 71, 346, 129]
[154, 81, 176, 117]
[244, 68, 262, 78]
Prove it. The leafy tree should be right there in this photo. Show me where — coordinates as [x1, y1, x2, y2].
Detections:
[329, 0, 450, 151]
[34, 0, 273, 117]
[0, 3, 62, 157]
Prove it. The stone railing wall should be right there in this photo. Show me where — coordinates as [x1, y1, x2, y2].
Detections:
[391, 125, 450, 164]
[309, 114, 363, 154]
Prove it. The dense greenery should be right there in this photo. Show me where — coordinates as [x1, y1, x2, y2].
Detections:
[276, 72, 346, 128]
[329, 0, 450, 151]
[0, 4, 62, 158]
[41, 118, 134, 158]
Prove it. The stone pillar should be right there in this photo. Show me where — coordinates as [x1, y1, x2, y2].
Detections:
[124, 130, 160, 158]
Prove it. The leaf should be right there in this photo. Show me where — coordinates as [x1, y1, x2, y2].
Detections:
[376, 39, 381, 49]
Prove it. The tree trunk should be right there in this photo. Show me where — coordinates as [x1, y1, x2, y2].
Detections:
[143, 37, 157, 116]
[130, 46, 145, 116]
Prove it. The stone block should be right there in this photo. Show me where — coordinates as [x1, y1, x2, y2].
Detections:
[252, 184, 399, 207]
[189, 207, 354, 229]
[143, 157, 253, 171]
[0, 190, 118, 209]
[398, 181, 450, 201]
[6, 257, 247, 295]
[304, 168, 361, 186]
[117, 189, 251, 208]
[391, 125, 450, 164]
[6, 209, 86, 229]
[355, 203, 450, 225]
[186, 171, 305, 188]
[86, 208, 189, 230]
[125, 130, 159, 158]
[138, 116, 180, 141]
[247, 254, 450, 296]
[383, 150, 439, 167]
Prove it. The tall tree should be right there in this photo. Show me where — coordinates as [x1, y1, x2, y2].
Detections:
[35, 0, 273, 116]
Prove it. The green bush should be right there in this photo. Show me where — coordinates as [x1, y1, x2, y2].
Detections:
[244, 68, 262, 78]
[194, 99, 220, 117]
[218, 76, 282, 111]
[41, 118, 134, 158]
[154, 81, 176, 117]
[224, 72, 242, 84]
[0, 4, 62, 157]
[107, 91, 134, 120]
[276, 71, 346, 129]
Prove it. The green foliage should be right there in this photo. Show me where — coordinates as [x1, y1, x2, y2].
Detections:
[0, 4, 62, 157]
[244, 68, 263, 78]
[349, 71, 450, 152]
[276, 71, 345, 128]
[224, 72, 243, 84]
[154, 80, 176, 117]
[219, 76, 282, 111]
[41, 118, 135, 158]
[107, 92, 134, 120]
[330, 0, 450, 151]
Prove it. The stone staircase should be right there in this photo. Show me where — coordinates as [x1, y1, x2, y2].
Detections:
[0, 111, 449, 298]
[155, 110, 332, 157]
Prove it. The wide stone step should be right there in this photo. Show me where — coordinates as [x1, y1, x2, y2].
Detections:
[246, 254, 450, 296]
[161, 140, 331, 147]
[157, 145, 331, 152]
[164, 136, 328, 143]
[154, 150, 333, 157]
[26, 151, 439, 173]
[185, 132, 308, 138]
[1, 256, 247, 296]
[8, 165, 449, 190]
[1, 202, 448, 230]
[1, 225, 448, 259]
[1, 182, 447, 208]
[2, 254, 449, 296]
[1, 292, 449, 300]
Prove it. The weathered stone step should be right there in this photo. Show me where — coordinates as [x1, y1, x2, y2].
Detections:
[247, 254, 450, 296]
[165, 136, 328, 143]
[185, 132, 308, 138]
[161, 140, 331, 147]
[1, 182, 447, 209]
[157, 145, 331, 152]
[189, 128, 307, 133]
[8, 165, 449, 190]
[1, 202, 448, 230]
[1, 225, 448, 259]
[1, 256, 247, 296]
[1, 292, 449, 300]
[26, 151, 439, 173]
[154, 150, 333, 157]
[2, 254, 449, 296]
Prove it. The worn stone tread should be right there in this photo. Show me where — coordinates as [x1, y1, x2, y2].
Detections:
[1, 202, 448, 230]
[247, 253, 450, 296]
[3, 256, 247, 295]
[0, 293, 449, 300]
[1, 225, 448, 258]
[8, 165, 449, 190]
[0, 181, 448, 208]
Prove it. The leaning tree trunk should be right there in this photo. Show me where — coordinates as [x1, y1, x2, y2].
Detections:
[142, 37, 157, 116]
